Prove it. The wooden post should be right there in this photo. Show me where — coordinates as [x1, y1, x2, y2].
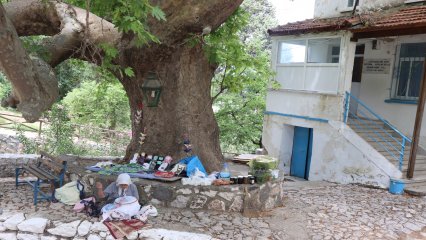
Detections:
[38, 120, 42, 137]
[407, 60, 426, 179]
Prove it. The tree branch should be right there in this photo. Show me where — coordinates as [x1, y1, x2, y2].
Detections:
[211, 62, 228, 102]
[0, 3, 57, 122]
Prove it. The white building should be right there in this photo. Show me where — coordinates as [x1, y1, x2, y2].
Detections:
[263, 0, 426, 188]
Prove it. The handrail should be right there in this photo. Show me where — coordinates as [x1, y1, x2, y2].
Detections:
[344, 91, 411, 171]
[344, 91, 412, 143]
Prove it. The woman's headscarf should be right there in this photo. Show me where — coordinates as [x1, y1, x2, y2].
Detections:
[116, 173, 132, 186]
[116, 173, 132, 197]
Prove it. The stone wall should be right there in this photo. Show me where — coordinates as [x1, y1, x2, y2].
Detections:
[0, 154, 39, 178]
[85, 174, 285, 217]
[0, 134, 22, 154]
[0, 153, 122, 178]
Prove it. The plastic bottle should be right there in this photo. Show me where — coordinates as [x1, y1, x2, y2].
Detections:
[219, 163, 231, 180]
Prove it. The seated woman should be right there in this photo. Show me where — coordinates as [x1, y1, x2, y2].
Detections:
[95, 173, 139, 204]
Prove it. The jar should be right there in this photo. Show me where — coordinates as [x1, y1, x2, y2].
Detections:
[237, 176, 244, 184]
[249, 176, 255, 184]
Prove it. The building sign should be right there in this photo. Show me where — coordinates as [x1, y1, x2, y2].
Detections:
[363, 59, 391, 74]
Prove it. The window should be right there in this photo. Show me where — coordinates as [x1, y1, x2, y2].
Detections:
[392, 43, 426, 100]
[275, 37, 341, 93]
[307, 38, 341, 63]
[347, 0, 359, 7]
[279, 40, 306, 64]
[278, 38, 341, 64]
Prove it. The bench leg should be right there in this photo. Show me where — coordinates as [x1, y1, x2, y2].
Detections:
[50, 182, 56, 202]
[33, 179, 40, 206]
[59, 173, 64, 187]
[15, 168, 22, 188]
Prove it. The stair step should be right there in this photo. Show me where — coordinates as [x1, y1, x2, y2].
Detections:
[405, 169, 426, 178]
[357, 133, 404, 140]
[377, 148, 410, 154]
[350, 127, 394, 132]
[403, 176, 426, 183]
[348, 122, 388, 129]
[404, 181, 426, 188]
[383, 153, 426, 160]
[405, 185, 426, 196]
[390, 159, 426, 165]
[401, 165, 426, 172]
[390, 162, 426, 169]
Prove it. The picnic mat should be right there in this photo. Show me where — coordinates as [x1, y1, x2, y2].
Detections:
[85, 164, 147, 175]
[128, 173, 182, 182]
[103, 219, 146, 239]
[86, 165, 182, 182]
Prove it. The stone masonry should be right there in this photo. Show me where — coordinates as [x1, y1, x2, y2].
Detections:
[85, 174, 285, 216]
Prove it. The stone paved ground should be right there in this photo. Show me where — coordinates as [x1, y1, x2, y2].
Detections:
[1, 178, 426, 239]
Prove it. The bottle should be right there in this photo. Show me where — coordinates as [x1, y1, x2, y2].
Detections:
[219, 163, 231, 180]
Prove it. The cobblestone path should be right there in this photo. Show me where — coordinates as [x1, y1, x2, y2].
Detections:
[1, 179, 426, 239]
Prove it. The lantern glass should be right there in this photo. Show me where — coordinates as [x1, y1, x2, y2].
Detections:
[141, 72, 162, 107]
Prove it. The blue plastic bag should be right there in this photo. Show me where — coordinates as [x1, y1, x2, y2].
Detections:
[179, 155, 207, 177]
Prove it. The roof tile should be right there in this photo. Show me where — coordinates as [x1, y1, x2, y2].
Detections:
[268, 5, 426, 36]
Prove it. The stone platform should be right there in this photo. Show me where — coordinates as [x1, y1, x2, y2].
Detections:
[0, 153, 284, 216]
[84, 174, 284, 217]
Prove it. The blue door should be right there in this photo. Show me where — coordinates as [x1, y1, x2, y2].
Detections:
[290, 127, 313, 179]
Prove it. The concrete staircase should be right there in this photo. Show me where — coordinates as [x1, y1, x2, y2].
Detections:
[348, 119, 426, 195]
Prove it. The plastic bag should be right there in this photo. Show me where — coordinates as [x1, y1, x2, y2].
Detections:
[179, 155, 206, 177]
[181, 177, 213, 186]
[190, 167, 206, 178]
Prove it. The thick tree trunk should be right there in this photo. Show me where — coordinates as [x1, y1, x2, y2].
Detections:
[123, 44, 222, 171]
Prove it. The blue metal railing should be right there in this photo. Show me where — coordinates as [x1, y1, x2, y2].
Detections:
[343, 91, 412, 171]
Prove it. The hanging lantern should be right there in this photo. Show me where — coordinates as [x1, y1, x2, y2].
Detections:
[141, 72, 162, 107]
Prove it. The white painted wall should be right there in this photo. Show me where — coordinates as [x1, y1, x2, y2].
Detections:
[314, 0, 405, 18]
[279, 124, 294, 174]
[358, 34, 426, 144]
[262, 114, 401, 187]
[266, 90, 343, 121]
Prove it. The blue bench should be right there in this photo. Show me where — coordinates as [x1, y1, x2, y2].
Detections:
[15, 151, 67, 205]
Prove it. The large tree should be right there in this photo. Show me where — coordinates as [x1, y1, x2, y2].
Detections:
[0, 0, 243, 171]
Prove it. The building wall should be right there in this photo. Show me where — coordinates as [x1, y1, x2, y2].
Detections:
[358, 34, 426, 144]
[313, 0, 405, 18]
[262, 115, 401, 187]
[269, 31, 355, 121]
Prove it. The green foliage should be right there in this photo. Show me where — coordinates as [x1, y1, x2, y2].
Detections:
[55, 59, 93, 100]
[16, 104, 80, 155]
[207, 0, 278, 153]
[65, 0, 165, 47]
[43, 104, 78, 155]
[16, 127, 38, 154]
[60, 0, 166, 79]
[62, 80, 130, 130]
[0, 72, 11, 102]
[21, 36, 51, 62]
[98, 43, 134, 78]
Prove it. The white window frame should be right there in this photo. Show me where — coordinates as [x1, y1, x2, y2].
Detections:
[341, 0, 360, 12]
[391, 43, 426, 100]
[277, 37, 342, 67]
[275, 36, 342, 94]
